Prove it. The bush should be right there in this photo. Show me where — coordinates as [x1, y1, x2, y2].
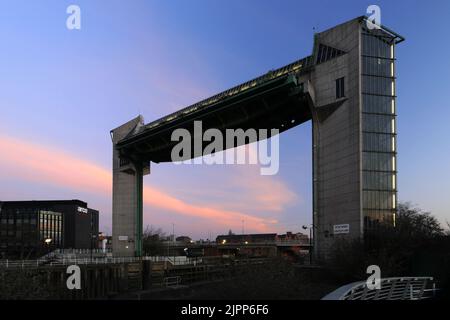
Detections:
[0, 269, 56, 300]
[326, 202, 450, 295]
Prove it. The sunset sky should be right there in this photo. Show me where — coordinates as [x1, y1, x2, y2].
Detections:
[1, 0, 450, 239]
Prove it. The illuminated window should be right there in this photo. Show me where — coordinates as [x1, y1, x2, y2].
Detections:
[362, 30, 397, 232]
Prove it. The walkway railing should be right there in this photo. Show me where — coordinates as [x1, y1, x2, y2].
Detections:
[322, 277, 439, 300]
[0, 256, 201, 269]
[215, 240, 310, 246]
[164, 276, 182, 287]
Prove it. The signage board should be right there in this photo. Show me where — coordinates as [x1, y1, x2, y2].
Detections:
[77, 206, 88, 214]
[333, 224, 350, 234]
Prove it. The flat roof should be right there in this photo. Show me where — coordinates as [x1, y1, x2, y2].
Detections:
[0, 199, 88, 207]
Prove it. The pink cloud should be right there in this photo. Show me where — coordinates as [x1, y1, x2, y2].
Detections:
[0, 134, 279, 233]
[200, 144, 299, 213]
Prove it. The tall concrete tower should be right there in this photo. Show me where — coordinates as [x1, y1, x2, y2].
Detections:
[111, 116, 149, 257]
[306, 18, 401, 259]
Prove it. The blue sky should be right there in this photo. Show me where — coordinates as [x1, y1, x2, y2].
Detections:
[0, 0, 449, 238]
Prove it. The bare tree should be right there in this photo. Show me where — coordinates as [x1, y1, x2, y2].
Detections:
[328, 202, 450, 285]
[396, 202, 444, 237]
[142, 225, 167, 256]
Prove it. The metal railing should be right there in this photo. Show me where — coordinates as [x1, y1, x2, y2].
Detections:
[0, 255, 201, 269]
[164, 276, 182, 287]
[136, 55, 313, 133]
[216, 240, 310, 246]
[51, 248, 113, 255]
[147, 256, 202, 265]
[322, 277, 439, 300]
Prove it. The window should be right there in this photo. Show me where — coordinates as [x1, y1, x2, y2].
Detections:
[336, 77, 345, 98]
[362, 33, 393, 58]
[363, 114, 395, 134]
[363, 95, 395, 114]
[362, 56, 393, 77]
[362, 30, 397, 232]
[362, 75, 394, 96]
[316, 44, 345, 64]
[363, 133, 395, 152]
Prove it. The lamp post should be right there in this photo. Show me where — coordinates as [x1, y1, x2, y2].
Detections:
[44, 238, 52, 256]
[90, 234, 97, 262]
[302, 225, 313, 265]
[172, 223, 175, 243]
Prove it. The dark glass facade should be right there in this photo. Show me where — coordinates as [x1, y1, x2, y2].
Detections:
[0, 208, 62, 258]
[0, 200, 99, 258]
[361, 28, 397, 230]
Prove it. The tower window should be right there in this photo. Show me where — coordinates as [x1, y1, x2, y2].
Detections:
[336, 77, 345, 98]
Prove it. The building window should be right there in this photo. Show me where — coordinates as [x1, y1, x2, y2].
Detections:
[362, 29, 397, 232]
[336, 77, 345, 98]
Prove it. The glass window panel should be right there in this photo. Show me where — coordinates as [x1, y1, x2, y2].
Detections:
[363, 113, 395, 133]
[362, 56, 392, 77]
[363, 171, 396, 190]
[363, 132, 395, 152]
[363, 152, 395, 171]
[362, 95, 394, 114]
[336, 77, 345, 98]
[362, 33, 392, 58]
[363, 209, 395, 229]
[362, 75, 394, 96]
[363, 191, 396, 209]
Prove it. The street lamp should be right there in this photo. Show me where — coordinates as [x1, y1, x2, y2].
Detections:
[90, 234, 97, 262]
[302, 225, 313, 265]
[44, 238, 52, 256]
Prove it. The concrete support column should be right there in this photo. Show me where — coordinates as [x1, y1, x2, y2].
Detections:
[111, 116, 149, 257]
[135, 163, 143, 257]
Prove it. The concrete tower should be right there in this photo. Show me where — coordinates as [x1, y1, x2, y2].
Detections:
[111, 116, 149, 257]
[305, 18, 400, 259]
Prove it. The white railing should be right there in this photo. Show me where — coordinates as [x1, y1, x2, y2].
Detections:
[322, 277, 439, 300]
[0, 255, 200, 269]
[164, 276, 182, 287]
[216, 240, 310, 246]
[275, 240, 310, 246]
[146, 256, 201, 265]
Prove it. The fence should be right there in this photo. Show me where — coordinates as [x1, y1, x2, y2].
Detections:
[0, 255, 201, 269]
[322, 277, 439, 300]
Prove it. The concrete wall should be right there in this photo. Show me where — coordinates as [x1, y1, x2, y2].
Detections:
[309, 18, 363, 260]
